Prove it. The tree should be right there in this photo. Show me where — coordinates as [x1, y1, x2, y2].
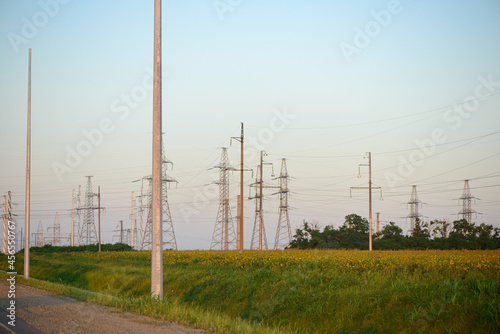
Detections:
[289, 221, 324, 249]
[430, 219, 451, 239]
[379, 222, 403, 241]
[451, 219, 477, 239]
[411, 218, 430, 239]
[342, 214, 369, 234]
[338, 214, 369, 249]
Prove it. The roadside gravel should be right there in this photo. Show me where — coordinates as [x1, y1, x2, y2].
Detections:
[0, 280, 208, 334]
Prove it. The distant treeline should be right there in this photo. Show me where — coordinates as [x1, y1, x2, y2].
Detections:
[288, 214, 500, 250]
[27, 243, 133, 253]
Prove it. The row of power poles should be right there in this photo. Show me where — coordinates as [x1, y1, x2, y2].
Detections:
[209, 125, 293, 252]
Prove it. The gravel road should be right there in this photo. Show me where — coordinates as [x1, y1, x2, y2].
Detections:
[0, 280, 207, 334]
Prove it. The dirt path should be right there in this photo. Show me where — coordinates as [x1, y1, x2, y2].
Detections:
[0, 280, 207, 334]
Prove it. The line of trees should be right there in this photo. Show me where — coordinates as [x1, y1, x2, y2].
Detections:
[288, 214, 500, 250]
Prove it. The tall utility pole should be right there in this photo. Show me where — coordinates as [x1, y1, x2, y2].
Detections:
[458, 180, 476, 223]
[81, 176, 98, 245]
[98, 186, 101, 252]
[71, 189, 75, 246]
[237, 194, 241, 250]
[259, 152, 263, 250]
[131, 191, 134, 249]
[78, 185, 81, 246]
[231, 123, 245, 253]
[140, 185, 144, 250]
[25, 47, 32, 279]
[406, 185, 423, 233]
[151, 0, 163, 300]
[210, 148, 237, 250]
[350, 152, 381, 251]
[2, 195, 6, 254]
[120, 220, 124, 244]
[376, 212, 380, 234]
[274, 159, 292, 250]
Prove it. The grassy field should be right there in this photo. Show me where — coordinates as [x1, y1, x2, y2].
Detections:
[1, 249, 499, 333]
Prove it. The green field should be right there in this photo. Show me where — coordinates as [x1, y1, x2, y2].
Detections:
[1, 249, 499, 333]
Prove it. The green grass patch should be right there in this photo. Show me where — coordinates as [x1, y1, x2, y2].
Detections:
[1, 250, 499, 333]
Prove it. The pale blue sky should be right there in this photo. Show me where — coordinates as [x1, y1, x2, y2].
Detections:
[1, 0, 499, 250]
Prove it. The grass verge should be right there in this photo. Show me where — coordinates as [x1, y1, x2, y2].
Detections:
[1, 249, 499, 333]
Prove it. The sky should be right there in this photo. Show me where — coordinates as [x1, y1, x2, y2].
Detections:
[1, 0, 499, 250]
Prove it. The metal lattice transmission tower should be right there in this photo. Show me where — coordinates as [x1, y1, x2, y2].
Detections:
[161, 152, 178, 250]
[210, 147, 237, 250]
[32, 220, 44, 247]
[80, 176, 98, 245]
[406, 185, 423, 233]
[250, 165, 267, 250]
[46, 212, 61, 246]
[142, 179, 153, 250]
[458, 180, 476, 223]
[250, 153, 279, 250]
[142, 143, 178, 251]
[274, 158, 291, 250]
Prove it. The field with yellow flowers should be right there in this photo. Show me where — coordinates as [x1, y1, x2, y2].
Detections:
[3, 249, 500, 333]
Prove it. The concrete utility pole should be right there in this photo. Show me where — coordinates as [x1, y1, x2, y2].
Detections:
[237, 195, 241, 251]
[259, 152, 263, 250]
[140, 185, 144, 250]
[120, 220, 124, 244]
[231, 123, 245, 253]
[239, 124, 243, 253]
[98, 186, 101, 252]
[350, 152, 382, 251]
[131, 191, 134, 249]
[368, 153, 372, 251]
[78, 185, 81, 246]
[71, 189, 75, 246]
[376, 212, 380, 234]
[151, 0, 163, 300]
[25, 48, 31, 279]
